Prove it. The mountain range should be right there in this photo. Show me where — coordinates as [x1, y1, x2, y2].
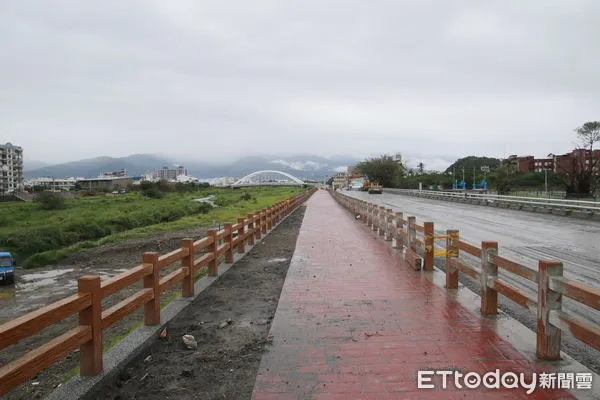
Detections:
[24, 154, 360, 180]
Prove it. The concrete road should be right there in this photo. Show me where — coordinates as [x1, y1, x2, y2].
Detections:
[343, 189, 600, 371]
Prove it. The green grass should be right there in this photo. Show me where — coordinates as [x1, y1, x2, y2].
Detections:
[0, 186, 304, 268]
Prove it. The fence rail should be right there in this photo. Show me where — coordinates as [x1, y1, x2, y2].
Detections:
[331, 190, 600, 362]
[0, 189, 316, 396]
[386, 189, 600, 214]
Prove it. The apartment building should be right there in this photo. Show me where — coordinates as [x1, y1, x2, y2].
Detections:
[514, 149, 600, 175]
[0, 143, 24, 194]
[155, 165, 188, 180]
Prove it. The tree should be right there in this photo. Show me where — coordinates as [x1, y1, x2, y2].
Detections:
[495, 159, 514, 195]
[355, 154, 405, 188]
[417, 162, 425, 175]
[445, 156, 502, 184]
[558, 121, 600, 195]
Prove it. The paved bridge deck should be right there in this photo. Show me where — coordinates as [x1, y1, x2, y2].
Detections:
[251, 190, 574, 399]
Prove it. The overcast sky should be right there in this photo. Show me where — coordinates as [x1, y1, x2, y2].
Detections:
[1, 1, 599, 169]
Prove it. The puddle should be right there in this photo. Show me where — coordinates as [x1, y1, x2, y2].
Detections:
[19, 268, 75, 282]
[193, 195, 217, 207]
[267, 258, 289, 263]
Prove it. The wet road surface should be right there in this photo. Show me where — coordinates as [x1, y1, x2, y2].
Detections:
[344, 190, 600, 368]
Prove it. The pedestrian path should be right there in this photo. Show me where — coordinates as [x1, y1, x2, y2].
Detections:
[251, 190, 574, 399]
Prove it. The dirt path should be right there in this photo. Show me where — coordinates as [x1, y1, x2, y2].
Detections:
[84, 206, 306, 400]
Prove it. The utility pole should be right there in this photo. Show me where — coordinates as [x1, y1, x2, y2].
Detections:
[544, 168, 548, 196]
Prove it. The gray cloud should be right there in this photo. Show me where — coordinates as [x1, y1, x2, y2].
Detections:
[1, 0, 599, 168]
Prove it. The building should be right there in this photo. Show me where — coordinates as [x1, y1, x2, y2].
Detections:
[99, 169, 127, 178]
[0, 143, 24, 194]
[24, 177, 81, 192]
[155, 165, 188, 181]
[76, 176, 133, 191]
[513, 149, 600, 175]
[346, 166, 362, 179]
[332, 172, 348, 189]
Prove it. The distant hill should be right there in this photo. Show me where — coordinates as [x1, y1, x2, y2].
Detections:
[25, 153, 360, 180]
[25, 154, 174, 178]
[444, 156, 502, 175]
[23, 159, 50, 172]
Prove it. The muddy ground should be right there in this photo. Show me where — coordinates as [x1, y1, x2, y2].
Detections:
[84, 206, 306, 400]
[0, 223, 240, 400]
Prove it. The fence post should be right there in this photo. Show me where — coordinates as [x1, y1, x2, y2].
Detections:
[207, 230, 218, 277]
[224, 223, 234, 263]
[371, 206, 379, 231]
[237, 218, 246, 253]
[407, 217, 416, 252]
[445, 230, 459, 289]
[361, 201, 367, 223]
[537, 260, 563, 360]
[181, 238, 195, 297]
[266, 208, 273, 230]
[78, 275, 103, 376]
[247, 214, 256, 245]
[261, 210, 268, 234]
[366, 203, 372, 227]
[378, 206, 386, 236]
[423, 222, 434, 271]
[480, 241, 499, 314]
[142, 252, 161, 325]
[385, 209, 394, 241]
[393, 212, 403, 249]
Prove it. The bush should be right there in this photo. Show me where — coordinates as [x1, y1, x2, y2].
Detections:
[240, 192, 252, 201]
[35, 192, 67, 210]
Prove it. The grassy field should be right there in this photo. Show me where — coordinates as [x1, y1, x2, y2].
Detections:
[0, 186, 304, 268]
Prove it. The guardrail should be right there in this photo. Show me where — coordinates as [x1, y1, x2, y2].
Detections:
[385, 189, 600, 217]
[331, 190, 600, 362]
[0, 189, 316, 396]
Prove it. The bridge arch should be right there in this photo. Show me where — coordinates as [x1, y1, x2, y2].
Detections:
[231, 170, 305, 187]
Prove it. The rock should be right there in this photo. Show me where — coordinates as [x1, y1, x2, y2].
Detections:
[182, 334, 198, 349]
[144, 355, 152, 363]
[181, 369, 194, 378]
[219, 321, 229, 329]
[31, 382, 40, 386]
[255, 319, 269, 325]
[159, 327, 168, 340]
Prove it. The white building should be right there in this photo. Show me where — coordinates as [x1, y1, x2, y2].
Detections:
[155, 165, 188, 180]
[0, 143, 24, 194]
[24, 177, 82, 192]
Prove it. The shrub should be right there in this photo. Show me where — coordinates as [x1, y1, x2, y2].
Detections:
[240, 192, 252, 201]
[35, 192, 67, 210]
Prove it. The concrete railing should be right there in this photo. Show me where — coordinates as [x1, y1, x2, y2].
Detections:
[385, 188, 600, 219]
[0, 189, 316, 396]
[331, 189, 600, 362]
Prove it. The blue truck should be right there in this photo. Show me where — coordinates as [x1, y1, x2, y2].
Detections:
[0, 252, 15, 284]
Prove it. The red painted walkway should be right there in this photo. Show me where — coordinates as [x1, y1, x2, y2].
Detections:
[251, 191, 574, 400]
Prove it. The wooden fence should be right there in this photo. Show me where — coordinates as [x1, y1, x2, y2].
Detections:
[332, 190, 600, 361]
[0, 189, 316, 396]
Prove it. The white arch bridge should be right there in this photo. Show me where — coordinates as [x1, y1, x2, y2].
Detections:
[231, 170, 308, 188]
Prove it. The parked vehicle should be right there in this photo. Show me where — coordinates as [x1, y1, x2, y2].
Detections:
[0, 252, 15, 284]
